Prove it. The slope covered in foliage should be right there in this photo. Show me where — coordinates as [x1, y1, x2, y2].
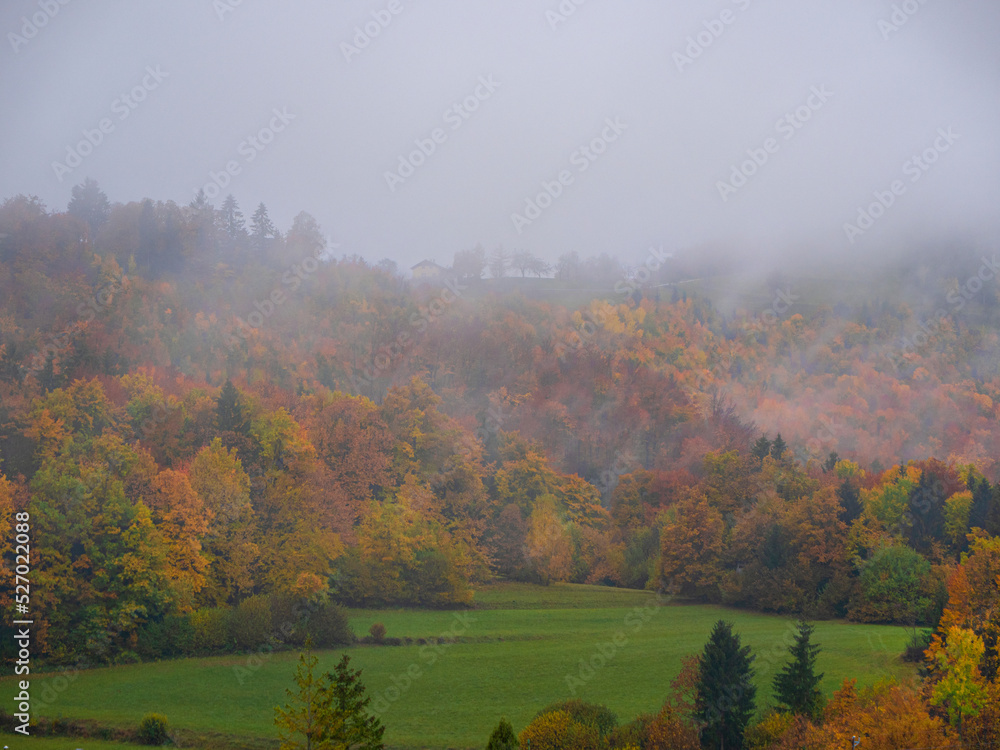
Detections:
[1, 189, 999, 666]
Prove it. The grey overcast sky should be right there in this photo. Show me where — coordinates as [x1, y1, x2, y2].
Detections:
[1, 0, 998, 271]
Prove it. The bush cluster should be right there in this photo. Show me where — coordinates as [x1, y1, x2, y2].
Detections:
[134, 594, 353, 660]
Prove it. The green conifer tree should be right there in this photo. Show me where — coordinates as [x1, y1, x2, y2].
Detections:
[325, 654, 385, 749]
[486, 717, 519, 750]
[751, 436, 771, 463]
[695, 620, 756, 750]
[773, 620, 825, 719]
[770, 433, 787, 461]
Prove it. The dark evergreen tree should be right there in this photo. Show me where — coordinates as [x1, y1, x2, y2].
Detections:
[39, 351, 60, 393]
[188, 189, 219, 258]
[770, 433, 787, 461]
[250, 202, 278, 252]
[486, 717, 518, 750]
[751, 436, 771, 463]
[67, 177, 110, 235]
[695, 620, 756, 750]
[906, 468, 947, 553]
[836, 480, 862, 525]
[761, 524, 789, 570]
[987, 487, 1000, 538]
[220, 194, 247, 243]
[325, 654, 385, 749]
[189, 188, 212, 212]
[216, 379, 250, 435]
[0, 340, 22, 384]
[772, 620, 825, 719]
[968, 476, 998, 535]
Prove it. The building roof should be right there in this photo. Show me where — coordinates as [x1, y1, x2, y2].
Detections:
[411, 259, 447, 270]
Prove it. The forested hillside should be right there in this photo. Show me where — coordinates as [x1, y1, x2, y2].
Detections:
[1, 185, 999, 668]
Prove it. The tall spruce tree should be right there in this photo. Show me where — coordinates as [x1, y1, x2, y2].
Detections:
[770, 433, 787, 461]
[968, 475, 998, 535]
[773, 620, 825, 719]
[751, 436, 771, 463]
[216, 379, 250, 435]
[837, 479, 862, 524]
[250, 202, 278, 252]
[220, 194, 247, 242]
[325, 654, 385, 749]
[695, 620, 756, 750]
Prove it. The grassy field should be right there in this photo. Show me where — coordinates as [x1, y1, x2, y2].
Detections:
[0, 738, 153, 750]
[2, 583, 915, 750]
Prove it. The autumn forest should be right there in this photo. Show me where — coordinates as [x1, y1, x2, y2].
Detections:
[2, 182, 1000, 746]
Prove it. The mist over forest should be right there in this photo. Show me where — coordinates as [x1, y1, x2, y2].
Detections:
[2, 2, 1000, 749]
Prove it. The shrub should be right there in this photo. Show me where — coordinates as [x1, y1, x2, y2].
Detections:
[300, 602, 354, 647]
[189, 606, 233, 653]
[902, 628, 933, 662]
[533, 699, 617, 739]
[137, 713, 170, 746]
[230, 595, 272, 650]
[369, 622, 386, 643]
[744, 711, 795, 750]
[113, 650, 141, 665]
[519, 710, 599, 750]
[269, 593, 309, 646]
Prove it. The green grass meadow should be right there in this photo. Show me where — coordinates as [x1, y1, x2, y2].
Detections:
[2, 583, 915, 750]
